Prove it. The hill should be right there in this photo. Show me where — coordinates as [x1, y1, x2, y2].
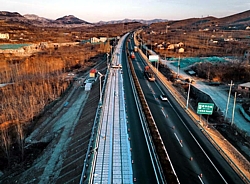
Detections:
[96, 18, 167, 25]
[24, 14, 92, 27]
[159, 10, 250, 30]
[0, 11, 92, 28]
[1, 10, 250, 29]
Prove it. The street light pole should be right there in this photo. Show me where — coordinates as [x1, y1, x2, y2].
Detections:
[231, 92, 237, 126]
[156, 58, 159, 75]
[98, 72, 104, 104]
[106, 53, 109, 68]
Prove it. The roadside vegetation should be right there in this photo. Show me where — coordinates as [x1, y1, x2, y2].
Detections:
[0, 22, 142, 175]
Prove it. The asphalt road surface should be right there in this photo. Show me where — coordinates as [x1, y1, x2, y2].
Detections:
[129, 43, 244, 184]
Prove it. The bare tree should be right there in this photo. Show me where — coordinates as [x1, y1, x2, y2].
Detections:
[0, 123, 11, 165]
[15, 121, 25, 161]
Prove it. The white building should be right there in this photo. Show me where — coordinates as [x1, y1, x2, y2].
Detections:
[90, 37, 108, 43]
[99, 37, 107, 42]
[244, 49, 250, 63]
[237, 82, 250, 97]
[90, 37, 100, 43]
[0, 33, 9, 39]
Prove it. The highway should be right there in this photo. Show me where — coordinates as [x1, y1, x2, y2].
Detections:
[121, 36, 161, 183]
[128, 37, 245, 184]
[83, 33, 162, 184]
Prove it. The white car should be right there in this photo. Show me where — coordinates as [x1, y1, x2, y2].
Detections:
[160, 95, 168, 101]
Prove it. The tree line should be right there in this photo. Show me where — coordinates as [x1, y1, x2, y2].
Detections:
[0, 43, 107, 167]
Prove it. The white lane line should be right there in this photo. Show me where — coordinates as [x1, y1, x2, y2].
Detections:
[198, 175, 204, 184]
[174, 133, 183, 147]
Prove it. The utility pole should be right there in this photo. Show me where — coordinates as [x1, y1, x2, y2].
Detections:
[106, 53, 109, 68]
[225, 80, 233, 120]
[231, 92, 237, 126]
[177, 55, 180, 78]
[186, 82, 191, 109]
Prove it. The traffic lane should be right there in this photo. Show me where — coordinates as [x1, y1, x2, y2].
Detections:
[121, 44, 157, 184]
[160, 82, 244, 183]
[144, 93, 201, 183]
[155, 79, 244, 183]
[130, 37, 243, 183]
[133, 62, 228, 183]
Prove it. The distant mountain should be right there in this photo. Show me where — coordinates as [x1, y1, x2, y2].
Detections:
[24, 14, 53, 25]
[1, 10, 250, 29]
[162, 10, 250, 30]
[218, 10, 250, 29]
[55, 15, 90, 25]
[0, 12, 92, 28]
[24, 14, 92, 27]
[24, 14, 52, 22]
[0, 11, 22, 18]
[0, 11, 31, 24]
[96, 18, 167, 25]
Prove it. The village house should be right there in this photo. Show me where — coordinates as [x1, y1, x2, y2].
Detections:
[90, 37, 100, 43]
[237, 82, 250, 98]
[167, 44, 175, 50]
[90, 37, 108, 43]
[0, 33, 9, 39]
[244, 48, 250, 64]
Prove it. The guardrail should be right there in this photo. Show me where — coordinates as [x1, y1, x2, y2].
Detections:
[79, 70, 109, 184]
[128, 35, 179, 184]
[80, 33, 128, 184]
[126, 44, 165, 183]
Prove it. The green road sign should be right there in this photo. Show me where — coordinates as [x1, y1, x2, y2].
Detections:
[197, 102, 214, 115]
[149, 55, 159, 62]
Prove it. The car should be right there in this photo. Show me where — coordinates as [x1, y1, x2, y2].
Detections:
[160, 95, 168, 101]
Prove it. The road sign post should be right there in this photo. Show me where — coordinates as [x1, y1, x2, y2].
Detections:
[197, 102, 214, 115]
[197, 103, 214, 127]
[149, 55, 159, 62]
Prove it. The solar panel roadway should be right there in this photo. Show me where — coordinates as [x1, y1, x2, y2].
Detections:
[93, 35, 133, 184]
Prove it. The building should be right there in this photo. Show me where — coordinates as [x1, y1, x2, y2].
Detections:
[237, 82, 250, 98]
[178, 48, 184, 53]
[90, 37, 108, 43]
[0, 33, 9, 39]
[167, 44, 175, 50]
[99, 37, 107, 42]
[90, 37, 100, 43]
[244, 49, 250, 64]
[89, 69, 97, 78]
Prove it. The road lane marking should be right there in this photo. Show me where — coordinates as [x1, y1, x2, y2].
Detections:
[174, 133, 183, 147]
[198, 175, 204, 184]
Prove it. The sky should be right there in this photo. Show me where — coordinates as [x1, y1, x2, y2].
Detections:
[1, 0, 250, 23]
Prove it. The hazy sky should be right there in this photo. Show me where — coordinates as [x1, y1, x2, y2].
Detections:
[1, 0, 250, 22]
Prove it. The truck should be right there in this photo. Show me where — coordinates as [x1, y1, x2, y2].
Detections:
[144, 66, 155, 81]
[130, 51, 135, 59]
[134, 46, 138, 52]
